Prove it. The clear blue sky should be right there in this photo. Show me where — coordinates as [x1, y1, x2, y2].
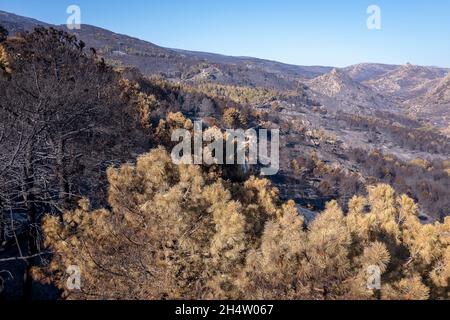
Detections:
[1, 0, 449, 67]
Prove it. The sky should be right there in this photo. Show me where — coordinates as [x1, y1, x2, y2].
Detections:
[1, 0, 449, 68]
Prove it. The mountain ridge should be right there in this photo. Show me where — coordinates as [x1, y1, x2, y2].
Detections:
[306, 68, 401, 114]
[1, 10, 449, 81]
[364, 63, 449, 101]
[1, 9, 449, 130]
[0, 10, 332, 88]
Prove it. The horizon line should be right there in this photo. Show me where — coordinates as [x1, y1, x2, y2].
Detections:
[1, 9, 450, 70]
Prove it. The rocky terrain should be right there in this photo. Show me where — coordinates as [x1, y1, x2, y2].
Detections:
[427, 72, 450, 103]
[306, 68, 400, 114]
[343, 63, 399, 82]
[1, 10, 449, 132]
[364, 63, 448, 102]
[405, 72, 450, 131]
[0, 10, 332, 90]
[1, 9, 449, 219]
[1, 10, 450, 300]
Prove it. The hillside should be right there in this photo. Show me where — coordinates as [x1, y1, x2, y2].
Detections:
[364, 63, 449, 101]
[2, 9, 449, 129]
[1, 9, 450, 302]
[422, 72, 450, 105]
[0, 10, 332, 90]
[406, 72, 450, 129]
[343, 63, 399, 82]
[1, 10, 449, 217]
[306, 68, 400, 114]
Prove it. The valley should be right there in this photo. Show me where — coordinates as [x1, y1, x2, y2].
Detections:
[0, 8, 449, 301]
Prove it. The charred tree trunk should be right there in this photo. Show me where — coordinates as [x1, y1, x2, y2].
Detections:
[22, 146, 39, 301]
[55, 137, 70, 212]
[0, 200, 4, 248]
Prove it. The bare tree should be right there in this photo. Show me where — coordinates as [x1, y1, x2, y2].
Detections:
[0, 27, 150, 299]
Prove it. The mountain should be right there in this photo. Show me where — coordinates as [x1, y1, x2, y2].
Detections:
[1, 8, 450, 302]
[306, 68, 400, 114]
[364, 63, 449, 101]
[406, 72, 450, 129]
[0, 10, 331, 90]
[174, 49, 333, 79]
[0, 10, 50, 33]
[342, 63, 399, 82]
[2, 9, 449, 130]
[3, 10, 449, 99]
[425, 71, 450, 105]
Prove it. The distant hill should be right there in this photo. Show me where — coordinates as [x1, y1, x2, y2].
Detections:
[1, 9, 449, 129]
[0, 10, 332, 90]
[0, 10, 50, 33]
[343, 63, 399, 82]
[174, 48, 333, 79]
[364, 63, 449, 101]
[306, 68, 400, 114]
[424, 71, 450, 105]
[406, 72, 450, 129]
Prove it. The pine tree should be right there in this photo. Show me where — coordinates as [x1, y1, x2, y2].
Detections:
[223, 108, 247, 129]
[35, 150, 450, 300]
[0, 44, 11, 75]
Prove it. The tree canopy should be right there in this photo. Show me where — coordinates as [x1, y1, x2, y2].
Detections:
[35, 148, 450, 300]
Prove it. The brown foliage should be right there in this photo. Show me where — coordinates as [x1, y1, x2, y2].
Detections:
[223, 108, 247, 129]
[36, 149, 450, 300]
